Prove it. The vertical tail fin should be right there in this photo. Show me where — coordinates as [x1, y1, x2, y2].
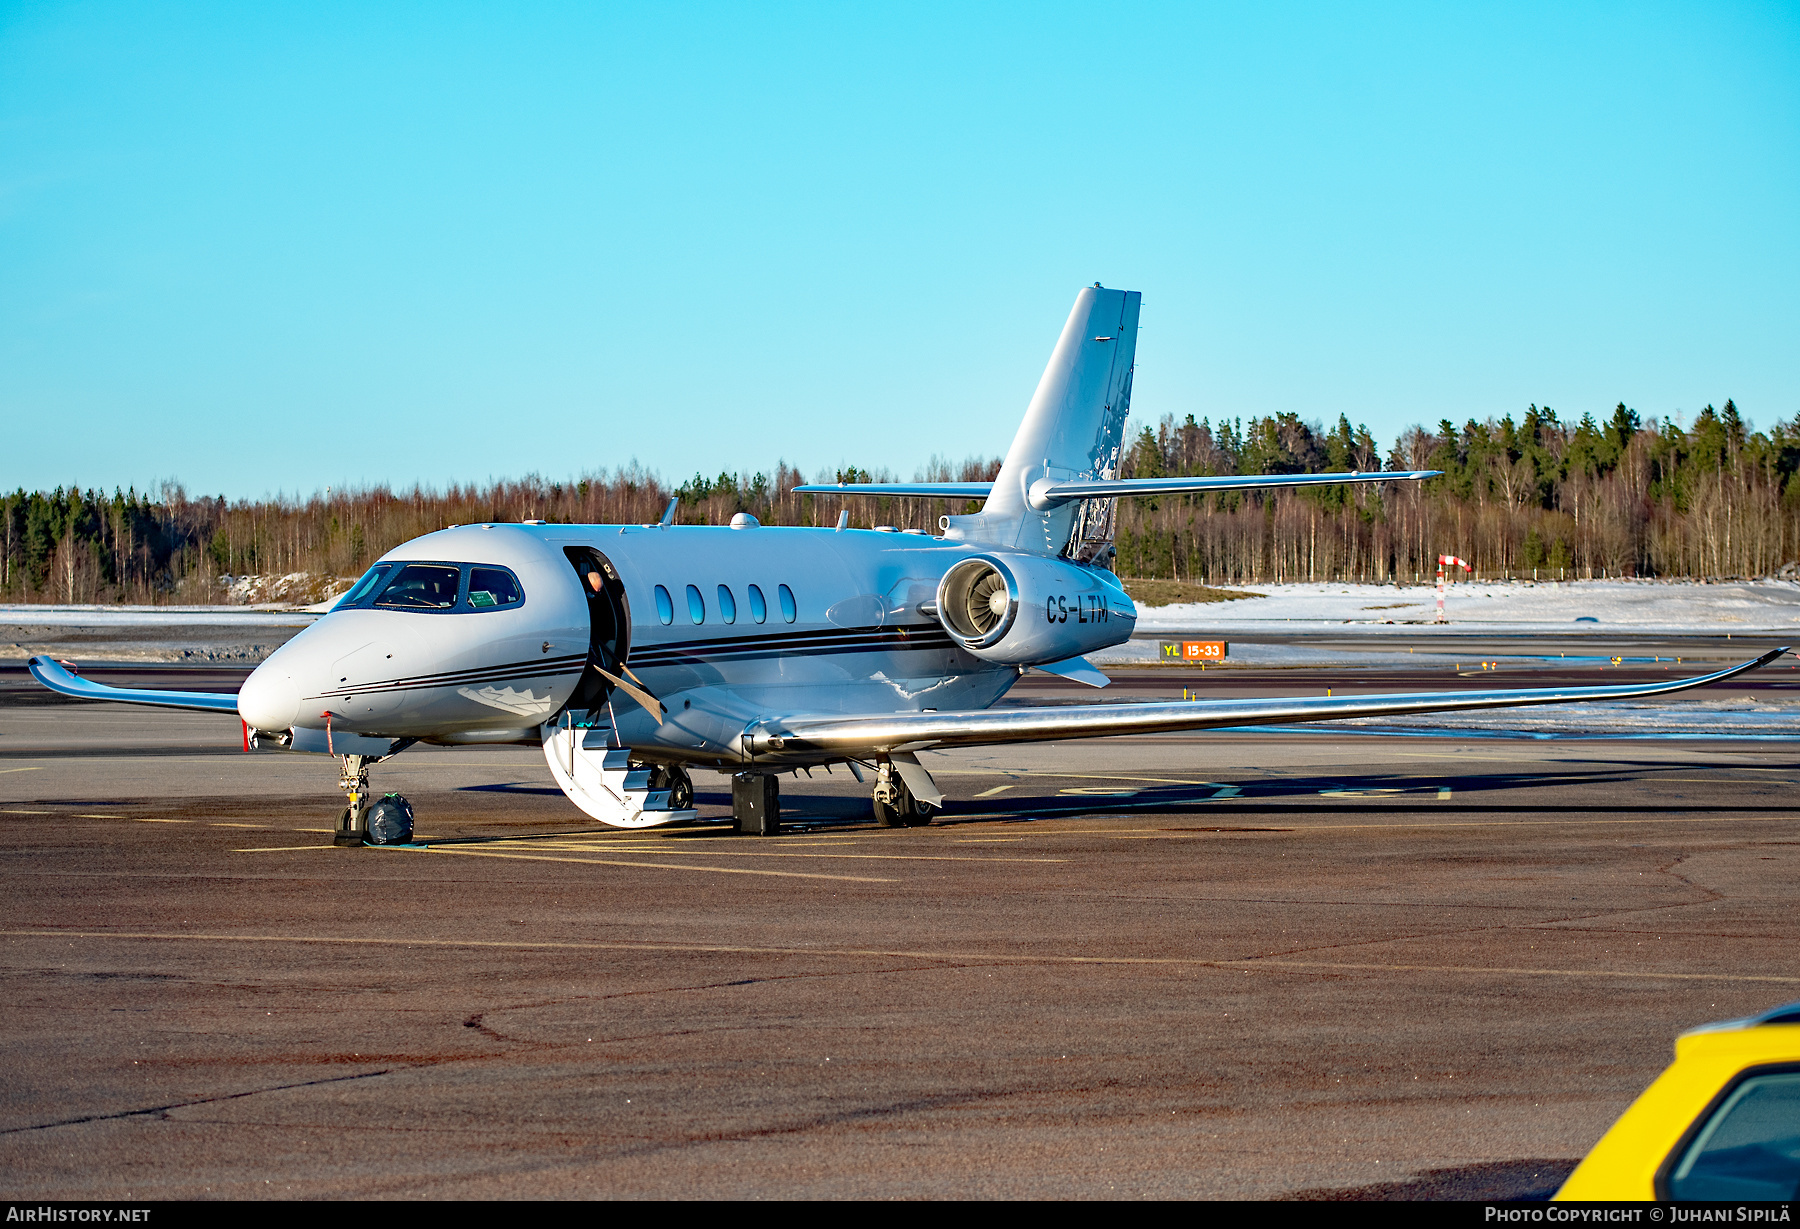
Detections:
[949, 285, 1140, 555]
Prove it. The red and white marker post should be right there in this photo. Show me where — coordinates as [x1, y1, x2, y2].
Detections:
[1436, 554, 1472, 622]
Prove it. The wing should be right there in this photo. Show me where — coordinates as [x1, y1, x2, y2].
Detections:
[28, 656, 241, 714]
[742, 649, 1787, 757]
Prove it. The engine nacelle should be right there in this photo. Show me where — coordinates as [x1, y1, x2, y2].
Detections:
[934, 553, 1137, 665]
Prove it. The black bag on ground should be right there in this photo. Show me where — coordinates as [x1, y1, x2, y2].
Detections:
[364, 793, 414, 845]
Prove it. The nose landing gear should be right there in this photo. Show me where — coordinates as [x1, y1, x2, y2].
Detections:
[334, 754, 374, 846]
[331, 748, 416, 846]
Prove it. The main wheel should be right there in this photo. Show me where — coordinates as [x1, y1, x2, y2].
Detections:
[649, 765, 694, 810]
[873, 795, 907, 827]
[874, 774, 928, 828]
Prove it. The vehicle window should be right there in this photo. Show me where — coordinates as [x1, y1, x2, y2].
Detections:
[1667, 1069, 1800, 1201]
[747, 584, 767, 624]
[466, 567, 523, 610]
[717, 585, 737, 624]
[374, 564, 462, 610]
[333, 564, 392, 610]
[778, 583, 797, 623]
[686, 584, 705, 624]
[654, 585, 674, 625]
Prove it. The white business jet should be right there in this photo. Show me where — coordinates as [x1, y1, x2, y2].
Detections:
[30, 285, 1784, 843]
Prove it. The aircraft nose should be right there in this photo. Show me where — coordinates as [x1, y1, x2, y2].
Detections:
[238, 661, 300, 731]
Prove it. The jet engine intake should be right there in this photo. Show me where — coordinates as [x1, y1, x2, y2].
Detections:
[934, 553, 1136, 665]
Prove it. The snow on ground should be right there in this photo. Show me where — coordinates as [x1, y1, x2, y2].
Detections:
[1135, 578, 1800, 632]
[0, 605, 319, 626]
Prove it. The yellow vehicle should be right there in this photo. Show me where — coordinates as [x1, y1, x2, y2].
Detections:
[1555, 1000, 1800, 1200]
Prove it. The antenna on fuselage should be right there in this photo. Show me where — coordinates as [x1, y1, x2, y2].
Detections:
[659, 497, 678, 526]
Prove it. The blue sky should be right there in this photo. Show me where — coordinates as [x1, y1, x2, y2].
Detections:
[2, 1, 1796, 499]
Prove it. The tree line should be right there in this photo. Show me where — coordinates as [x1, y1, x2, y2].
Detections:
[1113, 401, 1800, 584]
[2, 402, 1792, 604]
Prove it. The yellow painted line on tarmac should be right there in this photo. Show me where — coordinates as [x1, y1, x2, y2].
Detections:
[579, 840, 848, 850]
[937, 768, 1219, 787]
[3, 809, 52, 814]
[3, 929, 1795, 987]
[519, 841, 1063, 864]
[233, 812, 1800, 855]
[947, 812, 1799, 835]
[1398, 751, 1580, 763]
[0, 767, 45, 775]
[1239, 959, 1800, 986]
[974, 786, 1012, 798]
[1619, 778, 1796, 785]
[124, 817, 186, 823]
[421, 845, 896, 882]
[210, 823, 271, 828]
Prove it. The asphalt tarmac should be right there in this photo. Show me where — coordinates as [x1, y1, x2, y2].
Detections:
[2, 666, 1797, 1199]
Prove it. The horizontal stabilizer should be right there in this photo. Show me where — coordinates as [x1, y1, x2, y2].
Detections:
[792, 482, 995, 499]
[28, 656, 241, 714]
[743, 649, 1788, 757]
[1029, 470, 1439, 508]
[792, 470, 1439, 510]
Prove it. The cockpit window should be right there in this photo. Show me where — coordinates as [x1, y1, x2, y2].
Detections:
[333, 564, 393, 611]
[375, 564, 463, 609]
[467, 567, 524, 610]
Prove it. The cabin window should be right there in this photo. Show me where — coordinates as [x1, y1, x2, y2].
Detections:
[717, 585, 737, 624]
[778, 583, 797, 623]
[747, 584, 767, 624]
[333, 564, 393, 610]
[686, 584, 705, 624]
[374, 564, 462, 610]
[654, 585, 674, 625]
[466, 567, 524, 610]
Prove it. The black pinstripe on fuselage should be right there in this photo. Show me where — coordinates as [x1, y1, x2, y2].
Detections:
[630, 623, 956, 668]
[308, 624, 958, 707]
[305, 652, 587, 706]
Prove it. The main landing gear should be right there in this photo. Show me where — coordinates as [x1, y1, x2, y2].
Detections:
[871, 760, 935, 828]
[333, 750, 415, 846]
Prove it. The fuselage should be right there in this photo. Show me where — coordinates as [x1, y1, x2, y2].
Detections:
[235, 521, 1137, 767]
